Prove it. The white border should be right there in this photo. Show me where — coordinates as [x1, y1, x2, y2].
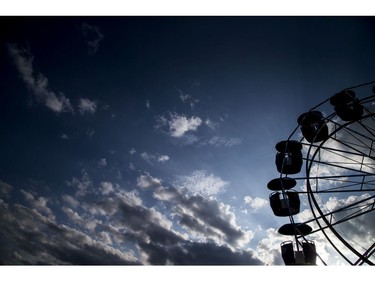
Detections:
[1, 0, 375, 16]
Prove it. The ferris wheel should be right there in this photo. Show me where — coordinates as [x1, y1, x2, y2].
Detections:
[267, 81, 375, 265]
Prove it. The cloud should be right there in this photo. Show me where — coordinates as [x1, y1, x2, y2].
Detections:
[137, 173, 162, 189]
[82, 23, 104, 55]
[177, 88, 199, 109]
[140, 152, 170, 165]
[205, 118, 218, 130]
[156, 112, 202, 138]
[7, 44, 73, 113]
[244, 196, 268, 211]
[158, 155, 170, 162]
[129, 148, 136, 155]
[173, 170, 228, 199]
[200, 136, 242, 148]
[20, 189, 55, 221]
[254, 228, 285, 265]
[169, 113, 202, 137]
[0, 180, 13, 199]
[100, 181, 115, 195]
[61, 194, 80, 208]
[146, 99, 150, 109]
[78, 98, 97, 115]
[66, 169, 92, 197]
[154, 186, 254, 250]
[0, 175, 264, 265]
[0, 200, 139, 265]
[97, 158, 107, 168]
[139, 241, 263, 265]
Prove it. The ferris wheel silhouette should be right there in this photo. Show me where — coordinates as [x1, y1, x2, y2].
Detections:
[267, 80, 375, 265]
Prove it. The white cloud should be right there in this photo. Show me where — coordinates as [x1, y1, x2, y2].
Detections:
[137, 173, 162, 189]
[82, 22, 104, 55]
[140, 152, 170, 165]
[146, 99, 150, 109]
[62, 206, 84, 224]
[98, 231, 112, 245]
[129, 148, 136, 155]
[7, 44, 73, 113]
[168, 113, 202, 138]
[254, 228, 285, 265]
[174, 170, 228, 199]
[79, 98, 97, 115]
[158, 155, 170, 162]
[100, 181, 115, 195]
[244, 196, 268, 210]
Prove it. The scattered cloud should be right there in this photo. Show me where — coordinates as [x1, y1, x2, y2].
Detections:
[20, 189, 55, 220]
[7, 44, 73, 113]
[129, 148, 136, 155]
[146, 99, 150, 109]
[205, 118, 218, 130]
[137, 173, 162, 189]
[66, 169, 92, 197]
[100, 181, 115, 195]
[82, 23, 104, 55]
[244, 196, 268, 211]
[78, 98, 97, 115]
[97, 158, 107, 168]
[200, 136, 242, 148]
[156, 112, 202, 138]
[173, 170, 228, 199]
[140, 152, 170, 165]
[177, 88, 199, 109]
[128, 162, 136, 171]
[158, 155, 170, 162]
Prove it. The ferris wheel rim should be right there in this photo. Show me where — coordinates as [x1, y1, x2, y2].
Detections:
[303, 109, 375, 265]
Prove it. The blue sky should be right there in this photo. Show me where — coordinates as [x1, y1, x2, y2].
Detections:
[1, 16, 375, 266]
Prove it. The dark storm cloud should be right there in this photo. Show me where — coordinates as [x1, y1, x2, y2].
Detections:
[0, 200, 139, 264]
[139, 241, 263, 265]
[154, 186, 254, 249]
[0, 177, 263, 265]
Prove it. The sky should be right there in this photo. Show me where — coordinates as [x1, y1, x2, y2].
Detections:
[1, 15, 375, 268]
